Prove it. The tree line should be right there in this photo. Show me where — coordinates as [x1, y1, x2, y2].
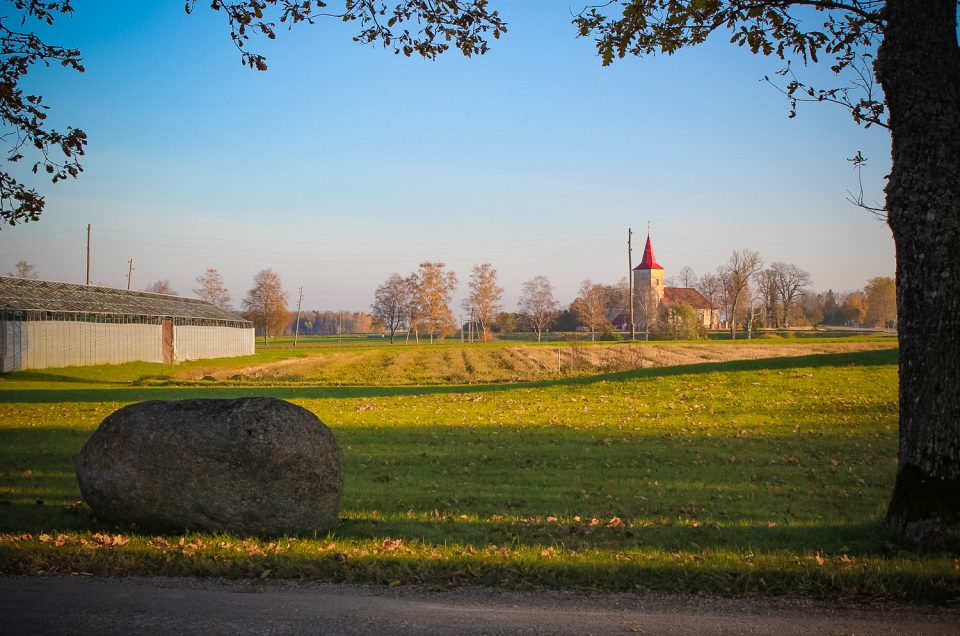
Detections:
[368, 252, 896, 345]
[6, 257, 896, 341]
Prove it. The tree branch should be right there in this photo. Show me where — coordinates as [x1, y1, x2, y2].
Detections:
[845, 151, 888, 220]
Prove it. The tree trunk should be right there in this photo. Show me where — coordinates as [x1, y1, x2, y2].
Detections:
[729, 298, 739, 340]
[878, 0, 960, 549]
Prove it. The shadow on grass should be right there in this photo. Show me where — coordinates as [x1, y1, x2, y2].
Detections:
[0, 498, 891, 557]
[0, 416, 898, 556]
[0, 371, 117, 385]
[0, 348, 898, 404]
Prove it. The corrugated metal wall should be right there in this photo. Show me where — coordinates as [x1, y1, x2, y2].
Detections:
[1, 319, 20, 373]
[174, 325, 255, 361]
[1, 319, 162, 370]
[0, 320, 255, 371]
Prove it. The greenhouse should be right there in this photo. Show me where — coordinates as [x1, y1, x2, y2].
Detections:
[0, 276, 254, 372]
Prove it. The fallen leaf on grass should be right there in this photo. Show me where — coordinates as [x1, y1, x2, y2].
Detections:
[382, 538, 403, 552]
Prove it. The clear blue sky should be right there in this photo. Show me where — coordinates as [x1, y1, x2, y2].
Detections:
[1, 1, 894, 311]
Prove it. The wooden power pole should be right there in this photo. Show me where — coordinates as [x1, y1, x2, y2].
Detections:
[126, 259, 134, 290]
[86, 224, 91, 286]
[293, 286, 303, 346]
[628, 227, 635, 341]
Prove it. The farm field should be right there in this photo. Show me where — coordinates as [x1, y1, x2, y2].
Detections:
[1, 337, 956, 601]
[5, 333, 897, 388]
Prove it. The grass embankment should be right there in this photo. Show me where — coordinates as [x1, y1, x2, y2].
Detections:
[1, 341, 955, 601]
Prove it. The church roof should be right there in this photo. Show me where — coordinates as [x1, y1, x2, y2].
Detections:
[634, 234, 663, 270]
[663, 287, 714, 310]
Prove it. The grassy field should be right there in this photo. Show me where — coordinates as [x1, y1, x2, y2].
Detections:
[4, 333, 895, 387]
[1, 337, 957, 601]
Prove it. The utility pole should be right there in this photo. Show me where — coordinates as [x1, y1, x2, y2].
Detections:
[126, 259, 134, 290]
[293, 286, 303, 347]
[628, 227, 634, 341]
[85, 224, 91, 286]
[338, 310, 342, 343]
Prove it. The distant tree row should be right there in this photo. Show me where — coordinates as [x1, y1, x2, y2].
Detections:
[433, 250, 896, 341]
[809, 278, 897, 328]
[291, 310, 374, 336]
[371, 262, 497, 344]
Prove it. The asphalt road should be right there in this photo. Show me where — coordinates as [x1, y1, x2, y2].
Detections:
[1, 576, 957, 635]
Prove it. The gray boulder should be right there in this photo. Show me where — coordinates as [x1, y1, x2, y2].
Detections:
[76, 397, 343, 535]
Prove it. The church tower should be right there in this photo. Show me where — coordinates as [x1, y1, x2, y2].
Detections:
[633, 234, 665, 303]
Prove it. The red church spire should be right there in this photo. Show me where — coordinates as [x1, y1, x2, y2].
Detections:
[636, 234, 663, 270]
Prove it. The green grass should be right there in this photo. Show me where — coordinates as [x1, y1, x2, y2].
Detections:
[1, 342, 956, 601]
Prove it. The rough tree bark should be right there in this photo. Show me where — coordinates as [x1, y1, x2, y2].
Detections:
[879, 0, 960, 548]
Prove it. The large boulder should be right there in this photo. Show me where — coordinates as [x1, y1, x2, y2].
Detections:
[76, 397, 343, 535]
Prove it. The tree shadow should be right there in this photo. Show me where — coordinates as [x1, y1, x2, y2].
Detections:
[0, 419, 899, 557]
[0, 371, 115, 385]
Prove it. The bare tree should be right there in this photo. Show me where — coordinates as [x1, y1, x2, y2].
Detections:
[405, 273, 422, 343]
[7, 260, 38, 279]
[242, 268, 289, 345]
[754, 268, 779, 328]
[574, 279, 609, 341]
[144, 279, 178, 295]
[605, 277, 630, 316]
[463, 263, 503, 341]
[722, 249, 763, 339]
[745, 280, 763, 339]
[676, 265, 697, 288]
[771, 262, 812, 327]
[715, 267, 734, 330]
[193, 267, 232, 310]
[413, 262, 457, 343]
[371, 273, 413, 344]
[696, 272, 722, 329]
[634, 285, 659, 341]
[517, 275, 559, 342]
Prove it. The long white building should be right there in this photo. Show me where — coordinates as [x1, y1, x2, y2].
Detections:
[0, 277, 254, 372]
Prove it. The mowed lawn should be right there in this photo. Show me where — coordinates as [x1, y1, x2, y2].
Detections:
[1, 338, 957, 601]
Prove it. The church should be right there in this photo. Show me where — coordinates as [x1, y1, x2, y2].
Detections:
[615, 234, 717, 330]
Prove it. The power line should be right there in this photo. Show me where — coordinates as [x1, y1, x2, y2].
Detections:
[96, 227, 619, 248]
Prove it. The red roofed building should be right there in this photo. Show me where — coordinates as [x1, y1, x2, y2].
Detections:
[631, 234, 718, 329]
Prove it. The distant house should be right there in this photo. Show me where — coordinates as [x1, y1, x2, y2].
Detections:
[0, 277, 254, 372]
[630, 235, 718, 329]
